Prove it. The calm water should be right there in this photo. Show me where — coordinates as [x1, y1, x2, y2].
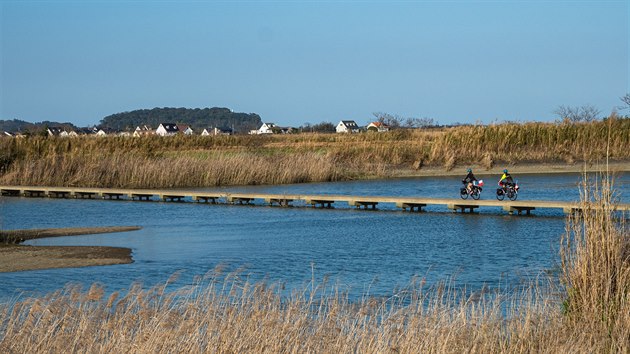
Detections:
[0, 172, 627, 302]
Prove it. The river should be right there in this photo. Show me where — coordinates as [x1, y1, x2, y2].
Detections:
[0, 172, 627, 302]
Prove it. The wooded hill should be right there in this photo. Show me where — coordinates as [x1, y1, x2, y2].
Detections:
[0, 119, 78, 134]
[100, 107, 262, 133]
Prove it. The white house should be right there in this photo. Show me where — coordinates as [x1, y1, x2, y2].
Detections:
[47, 127, 63, 136]
[257, 123, 277, 134]
[177, 124, 194, 135]
[202, 127, 233, 136]
[278, 126, 296, 134]
[156, 123, 179, 136]
[96, 129, 110, 137]
[367, 122, 390, 132]
[336, 120, 360, 133]
[133, 125, 154, 137]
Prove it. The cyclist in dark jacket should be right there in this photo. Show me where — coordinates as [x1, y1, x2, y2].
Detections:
[462, 168, 477, 193]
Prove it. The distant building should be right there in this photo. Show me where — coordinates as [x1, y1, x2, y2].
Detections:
[96, 128, 116, 137]
[47, 127, 63, 137]
[277, 126, 296, 134]
[257, 123, 277, 134]
[156, 123, 179, 136]
[133, 125, 155, 137]
[202, 127, 233, 136]
[2, 132, 25, 138]
[177, 124, 194, 135]
[336, 120, 360, 133]
[367, 122, 390, 132]
[75, 127, 96, 135]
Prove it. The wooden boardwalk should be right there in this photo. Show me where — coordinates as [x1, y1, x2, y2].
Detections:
[1, 185, 628, 216]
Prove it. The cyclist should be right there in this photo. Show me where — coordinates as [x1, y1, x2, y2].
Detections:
[462, 168, 478, 194]
[499, 169, 514, 190]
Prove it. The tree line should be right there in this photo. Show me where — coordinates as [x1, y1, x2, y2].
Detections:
[100, 107, 262, 133]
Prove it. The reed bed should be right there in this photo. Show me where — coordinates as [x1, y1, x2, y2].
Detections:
[1, 119, 628, 188]
[0, 175, 628, 353]
[560, 173, 630, 351]
[0, 151, 340, 188]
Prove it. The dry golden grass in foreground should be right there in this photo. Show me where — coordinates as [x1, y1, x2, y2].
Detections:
[1, 118, 628, 188]
[0, 176, 627, 353]
[560, 174, 630, 352]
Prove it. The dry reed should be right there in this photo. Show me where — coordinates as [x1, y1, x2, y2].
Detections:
[560, 172, 630, 351]
[1, 119, 628, 188]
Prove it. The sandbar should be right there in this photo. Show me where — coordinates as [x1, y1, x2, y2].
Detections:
[0, 226, 140, 273]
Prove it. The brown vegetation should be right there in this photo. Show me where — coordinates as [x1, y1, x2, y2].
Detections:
[0, 118, 629, 188]
[560, 174, 630, 350]
[0, 176, 627, 352]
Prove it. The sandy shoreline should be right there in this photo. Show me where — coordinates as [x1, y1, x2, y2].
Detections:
[0, 226, 140, 273]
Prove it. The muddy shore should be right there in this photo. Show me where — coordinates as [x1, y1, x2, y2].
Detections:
[0, 226, 140, 273]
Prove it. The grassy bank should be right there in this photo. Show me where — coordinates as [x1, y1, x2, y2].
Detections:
[1, 119, 629, 188]
[0, 176, 627, 352]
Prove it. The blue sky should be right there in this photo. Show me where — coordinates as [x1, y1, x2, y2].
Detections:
[1, 0, 628, 127]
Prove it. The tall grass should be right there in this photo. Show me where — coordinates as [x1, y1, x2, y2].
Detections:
[0, 119, 628, 188]
[0, 271, 564, 353]
[560, 173, 630, 350]
[0, 151, 339, 188]
[1, 175, 628, 352]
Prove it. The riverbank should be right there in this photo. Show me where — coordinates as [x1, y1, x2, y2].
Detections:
[1, 120, 628, 188]
[388, 160, 630, 179]
[0, 226, 140, 272]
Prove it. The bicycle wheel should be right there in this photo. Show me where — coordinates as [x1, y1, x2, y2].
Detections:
[460, 188, 469, 200]
[471, 188, 481, 200]
[508, 190, 518, 201]
[496, 188, 505, 201]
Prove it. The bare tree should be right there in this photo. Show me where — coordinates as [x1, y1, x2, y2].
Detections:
[372, 112, 402, 128]
[580, 105, 600, 122]
[619, 93, 630, 111]
[372, 112, 437, 129]
[403, 117, 436, 128]
[553, 104, 601, 123]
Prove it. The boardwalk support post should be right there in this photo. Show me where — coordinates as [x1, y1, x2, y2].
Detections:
[503, 206, 535, 215]
[448, 204, 479, 213]
[304, 199, 334, 208]
[349, 200, 378, 210]
[265, 198, 293, 207]
[396, 202, 426, 212]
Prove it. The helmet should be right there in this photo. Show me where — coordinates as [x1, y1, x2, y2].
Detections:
[467, 168, 472, 173]
[503, 169, 508, 173]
